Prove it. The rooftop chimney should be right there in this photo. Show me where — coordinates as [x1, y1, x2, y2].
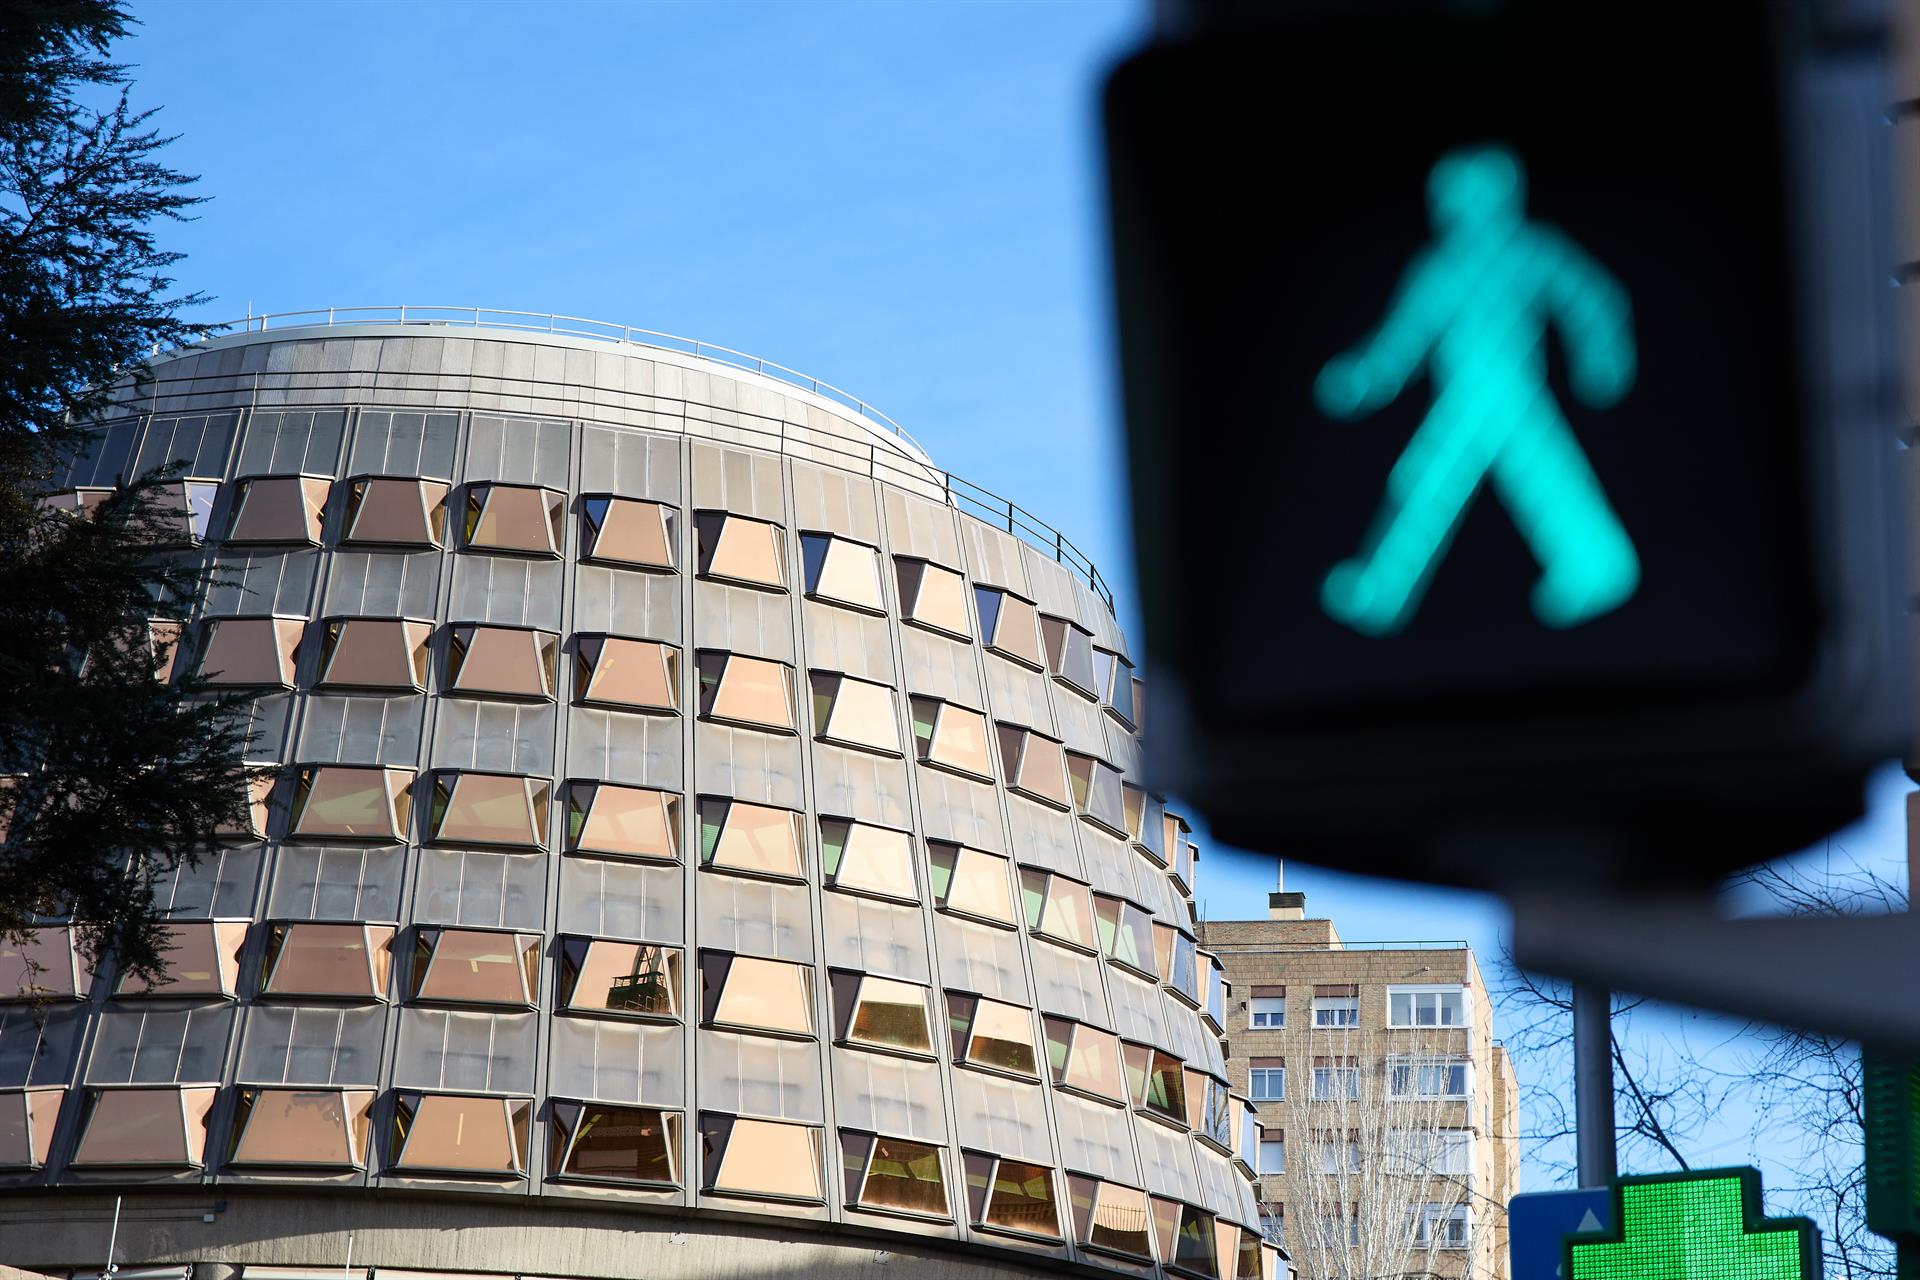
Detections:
[1268, 892, 1306, 921]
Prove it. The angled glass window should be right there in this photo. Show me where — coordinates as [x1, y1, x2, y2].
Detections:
[946, 992, 1038, 1079]
[829, 971, 932, 1056]
[550, 1101, 679, 1185]
[566, 782, 678, 861]
[116, 921, 248, 998]
[699, 951, 814, 1037]
[1123, 1042, 1187, 1124]
[699, 1112, 824, 1201]
[580, 495, 675, 570]
[70, 1085, 218, 1167]
[0, 1087, 65, 1169]
[1094, 648, 1140, 727]
[464, 482, 564, 556]
[1172, 833, 1196, 892]
[995, 724, 1070, 808]
[963, 1152, 1061, 1239]
[215, 770, 276, 841]
[1122, 784, 1148, 842]
[428, 771, 550, 848]
[317, 617, 432, 691]
[0, 927, 90, 1001]
[410, 928, 540, 1006]
[1040, 615, 1099, 697]
[908, 696, 991, 779]
[226, 475, 329, 544]
[698, 797, 803, 880]
[801, 533, 884, 612]
[1169, 929, 1200, 1004]
[556, 937, 680, 1019]
[40, 487, 112, 518]
[695, 651, 795, 733]
[288, 768, 413, 847]
[1068, 1174, 1154, 1260]
[694, 511, 786, 590]
[391, 1092, 531, 1175]
[343, 476, 450, 547]
[1152, 1198, 1220, 1280]
[819, 818, 915, 902]
[1019, 868, 1096, 952]
[197, 616, 304, 687]
[1066, 753, 1128, 835]
[575, 635, 678, 711]
[1094, 895, 1157, 979]
[261, 922, 394, 1000]
[894, 557, 970, 637]
[290, 765, 414, 841]
[154, 480, 221, 544]
[1043, 1016, 1125, 1103]
[926, 841, 1014, 926]
[145, 618, 186, 682]
[841, 1130, 949, 1218]
[809, 672, 902, 755]
[974, 588, 1043, 668]
[446, 624, 559, 700]
[227, 1086, 375, 1168]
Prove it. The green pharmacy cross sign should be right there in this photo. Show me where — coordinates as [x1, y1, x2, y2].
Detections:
[1316, 144, 1641, 637]
[1567, 1169, 1821, 1280]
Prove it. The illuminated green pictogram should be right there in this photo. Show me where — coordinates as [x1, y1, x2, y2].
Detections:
[1315, 143, 1641, 636]
[1565, 1168, 1821, 1280]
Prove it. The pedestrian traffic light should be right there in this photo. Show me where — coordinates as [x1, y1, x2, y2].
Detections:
[1103, 1, 1907, 888]
[1564, 1169, 1821, 1280]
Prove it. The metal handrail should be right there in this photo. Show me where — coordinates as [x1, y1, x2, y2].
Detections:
[191, 305, 931, 461]
[132, 322, 1120, 612]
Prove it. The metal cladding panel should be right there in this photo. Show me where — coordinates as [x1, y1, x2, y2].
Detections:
[15, 330, 1250, 1278]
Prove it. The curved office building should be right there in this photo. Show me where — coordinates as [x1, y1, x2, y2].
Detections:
[0, 311, 1276, 1280]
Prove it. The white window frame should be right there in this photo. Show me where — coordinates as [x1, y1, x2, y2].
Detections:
[1249, 996, 1286, 1029]
[1388, 984, 1469, 1029]
[1257, 1129, 1285, 1175]
[1249, 1066, 1285, 1102]
[1388, 1126, 1473, 1176]
[1311, 995, 1359, 1027]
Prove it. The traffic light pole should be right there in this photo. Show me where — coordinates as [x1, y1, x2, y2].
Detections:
[1573, 984, 1617, 1188]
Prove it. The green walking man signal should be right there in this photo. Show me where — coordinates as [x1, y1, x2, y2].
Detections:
[1316, 144, 1641, 636]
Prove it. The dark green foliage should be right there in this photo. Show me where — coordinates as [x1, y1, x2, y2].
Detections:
[0, 1, 247, 982]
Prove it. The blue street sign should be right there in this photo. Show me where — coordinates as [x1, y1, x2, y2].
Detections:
[1510, 1187, 1613, 1280]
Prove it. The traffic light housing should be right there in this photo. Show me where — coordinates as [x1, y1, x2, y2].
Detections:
[1104, 1, 1906, 888]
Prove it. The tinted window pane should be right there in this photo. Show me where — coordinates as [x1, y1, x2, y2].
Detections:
[552, 1101, 678, 1184]
[703, 1112, 822, 1199]
[431, 773, 548, 847]
[394, 1092, 527, 1173]
[576, 636, 678, 711]
[559, 939, 679, 1017]
[345, 477, 448, 547]
[699, 799, 802, 879]
[582, 497, 674, 569]
[414, 929, 538, 1005]
[291, 766, 412, 840]
[567, 783, 677, 861]
[696, 513, 785, 589]
[447, 626, 557, 699]
[263, 922, 393, 999]
[198, 617, 303, 687]
[229, 1087, 373, 1167]
[856, 1134, 948, 1216]
[466, 484, 562, 555]
[318, 618, 431, 690]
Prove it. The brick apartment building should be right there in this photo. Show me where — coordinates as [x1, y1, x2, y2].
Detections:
[1199, 890, 1519, 1280]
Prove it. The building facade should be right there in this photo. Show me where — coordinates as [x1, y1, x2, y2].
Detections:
[1200, 894, 1518, 1280]
[0, 313, 1276, 1280]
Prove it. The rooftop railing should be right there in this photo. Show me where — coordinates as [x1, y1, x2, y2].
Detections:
[195, 305, 930, 460]
[143, 310, 1119, 612]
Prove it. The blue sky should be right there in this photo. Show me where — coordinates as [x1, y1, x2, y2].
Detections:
[123, 0, 1910, 1199]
